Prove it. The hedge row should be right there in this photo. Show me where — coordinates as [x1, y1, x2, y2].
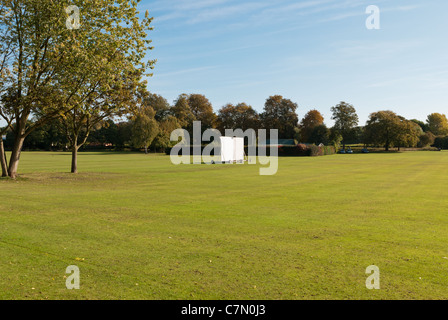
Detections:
[434, 136, 448, 149]
[165, 144, 336, 157]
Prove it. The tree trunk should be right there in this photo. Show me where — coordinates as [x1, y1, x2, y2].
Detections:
[144, 146, 148, 154]
[8, 136, 25, 179]
[0, 139, 8, 177]
[71, 145, 78, 174]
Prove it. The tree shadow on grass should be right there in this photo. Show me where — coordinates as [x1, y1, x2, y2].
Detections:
[0, 172, 123, 183]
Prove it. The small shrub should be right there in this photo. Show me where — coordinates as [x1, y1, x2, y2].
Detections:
[322, 146, 336, 155]
[308, 144, 323, 157]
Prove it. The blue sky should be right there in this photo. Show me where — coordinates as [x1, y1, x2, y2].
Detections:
[139, 0, 448, 126]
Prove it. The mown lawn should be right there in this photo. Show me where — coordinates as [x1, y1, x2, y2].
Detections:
[1, 151, 448, 300]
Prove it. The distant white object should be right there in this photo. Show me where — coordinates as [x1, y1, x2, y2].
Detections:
[1, 135, 5, 141]
[220, 137, 245, 163]
[233, 137, 245, 162]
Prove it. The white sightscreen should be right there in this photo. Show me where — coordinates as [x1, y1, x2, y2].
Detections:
[233, 137, 245, 162]
[220, 137, 234, 162]
[220, 137, 245, 162]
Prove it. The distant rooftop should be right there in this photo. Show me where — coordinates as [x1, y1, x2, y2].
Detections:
[261, 139, 296, 146]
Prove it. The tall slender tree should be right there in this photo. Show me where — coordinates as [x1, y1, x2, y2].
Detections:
[131, 104, 159, 154]
[331, 102, 359, 150]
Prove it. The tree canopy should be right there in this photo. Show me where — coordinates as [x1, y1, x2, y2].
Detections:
[0, 0, 154, 176]
[300, 109, 324, 143]
[427, 113, 448, 136]
[216, 103, 259, 132]
[331, 102, 359, 149]
[364, 111, 421, 151]
[261, 95, 299, 139]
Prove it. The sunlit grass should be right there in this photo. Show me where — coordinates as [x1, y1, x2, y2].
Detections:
[1, 151, 448, 299]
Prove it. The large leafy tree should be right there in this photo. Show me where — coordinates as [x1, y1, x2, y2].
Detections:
[0, 4, 15, 176]
[364, 111, 399, 151]
[418, 131, 435, 148]
[0, 0, 154, 178]
[331, 102, 359, 150]
[261, 95, 299, 139]
[141, 93, 179, 152]
[0, 0, 76, 178]
[216, 102, 259, 132]
[187, 94, 217, 129]
[427, 113, 448, 136]
[144, 93, 171, 122]
[411, 119, 429, 133]
[56, 1, 154, 173]
[393, 117, 422, 150]
[364, 111, 420, 151]
[171, 94, 195, 129]
[142, 93, 181, 151]
[61, 70, 147, 173]
[300, 109, 324, 143]
[309, 124, 330, 145]
[131, 104, 159, 154]
[151, 115, 180, 151]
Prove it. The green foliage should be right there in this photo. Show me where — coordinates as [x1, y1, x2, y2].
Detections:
[322, 145, 336, 155]
[309, 124, 330, 145]
[364, 111, 421, 151]
[261, 95, 299, 139]
[131, 106, 159, 152]
[308, 144, 323, 157]
[427, 113, 448, 136]
[418, 131, 436, 148]
[300, 109, 324, 142]
[434, 136, 448, 149]
[24, 120, 68, 151]
[293, 127, 301, 142]
[411, 119, 429, 133]
[144, 94, 172, 122]
[187, 94, 217, 129]
[329, 129, 343, 150]
[216, 103, 260, 132]
[171, 94, 196, 129]
[331, 102, 359, 147]
[0, 0, 155, 175]
[151, 115, 181, 151]
[275, 144, 332, 157]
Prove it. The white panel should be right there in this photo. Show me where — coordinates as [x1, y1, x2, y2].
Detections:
[233, 137, 245, 162]
[220, 137, 234, 162]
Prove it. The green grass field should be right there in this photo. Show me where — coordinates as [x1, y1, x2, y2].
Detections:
[1, 151, 448, 300]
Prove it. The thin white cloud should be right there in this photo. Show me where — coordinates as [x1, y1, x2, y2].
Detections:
[153, 66, 219, 78]
[186, 2, 271, 24]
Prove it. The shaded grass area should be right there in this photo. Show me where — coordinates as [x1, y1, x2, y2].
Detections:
[1, 151, 448, 299]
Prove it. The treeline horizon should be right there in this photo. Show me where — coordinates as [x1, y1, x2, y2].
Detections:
[2, 92, 448, 154]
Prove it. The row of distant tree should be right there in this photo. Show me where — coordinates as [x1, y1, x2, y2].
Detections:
[4, 93, 448, 155]
[2, 2, 445, 178]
